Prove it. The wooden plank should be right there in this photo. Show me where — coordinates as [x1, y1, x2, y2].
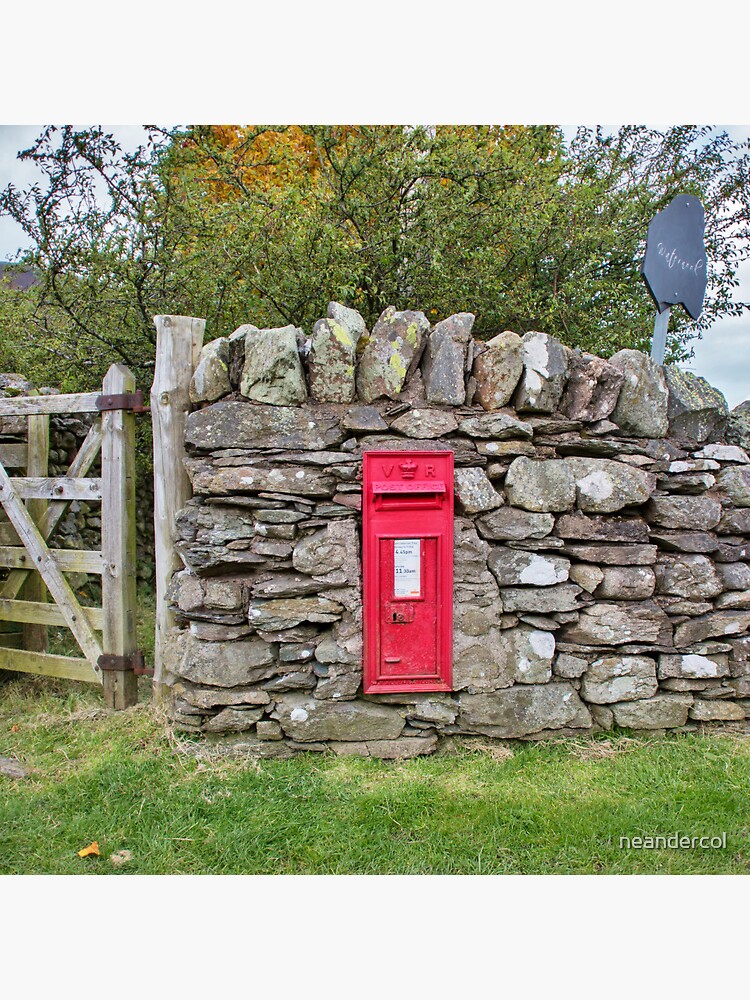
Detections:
[0, 392, 102, 417]
[0, 420, 102, 601]
[0, 597, 104, 629]
[0, 646, 98, 683]
[23, 404, 50, 653]
[10, 477, 102, 501]
[0, 547, 104, 573]
[0, 463, 103, 672]
[151, 315, 205, 701]
[101, 364, 139, 709]
[0, 444, 27, 469]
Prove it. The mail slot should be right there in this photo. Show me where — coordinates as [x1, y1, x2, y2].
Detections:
[362, 450, 453, 694]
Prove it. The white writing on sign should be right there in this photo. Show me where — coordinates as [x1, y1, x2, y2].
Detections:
[394, 539, 421, 597]
[656, 242, 705, 275]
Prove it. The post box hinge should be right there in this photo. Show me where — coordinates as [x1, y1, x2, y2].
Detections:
[97, 651, 153, 676]
[96, 391, 150, 413]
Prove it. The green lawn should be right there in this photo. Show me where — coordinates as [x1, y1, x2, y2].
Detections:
[1, 672, 749, 874]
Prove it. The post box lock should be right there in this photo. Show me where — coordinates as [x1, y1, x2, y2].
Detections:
[362, 450, 454, 694]
[384, 602, 415, 624]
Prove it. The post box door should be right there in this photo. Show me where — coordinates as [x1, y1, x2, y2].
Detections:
[362, 451, 453, 694]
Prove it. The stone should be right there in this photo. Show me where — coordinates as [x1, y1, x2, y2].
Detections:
[488, 548, 570, 587]
[174, 501, 263, 575]
[554, 653, 588, 678]
[240, 325, 307, 404]
[170, 680, 271, 710]
[580, 655, 658, 704]
[273, 694, 405, 742]
[654, 554, 723, 600]
[186, 401, 344, 452]
[292, 519, 359, 585]
[717, 466, 750, 507]
[314, 668, 361, 701]
[390, 408, 458, 438]
[189, 622, 254, 641]
[454, 467, 504, 514]
[307, 317, 357, 403]
[569, 564, 605, 593]
[727, 400, 750, 451]
[560, 601, 672, 646]
[170, 632, 278, 688]
[404, 698, 459, 725]
[248, 596, 343, 631]
[648, 532, 719, 554]
[189, 337, 232, 403]
[186, 460, 335, 498]
[202, 706, 264, 733]
[610, 694, 693, 729]
[356, 306, 430, 402]
[453, 625, 516, 692]
[454, 518, 494, 586]
[475, 507, 554, 541]
[500, 584, 582, 613]
[589, 705, 615, 730]
[504, 458, 576, 513]
[257, 720, 284, 740]
[359, 436, 478, 466]
[558, 353, 624, 422]
[327, 301, 368, 348]
[563, 458, 656, 514]
[664, 366, 729, 443]
[554, 512, 649, 543]
[674, 611, 750, 647]
[560, 543, 658, 566]
[472, 331, 524, 410]
[422, 312, 474, 405]
[341, 405, 389, 433]
[329, 734, 438, 759]
[458, 683, 592, 738]
[263, 671, 316, 693]
[480, 441, 535, 460]
[458, 412, 534, 440]
[694, 444, 750, 463]
[609, 349, 669, 437]
[251, 574, 320, 599]
[511, 628, 556, 683]
[689, 699, 745, 721]
[715, 591, 750, 610]
[644, 496, 722, 530]
[716, 562, 750, 591]
[658, 653, 729, 679]
[717, 508, 750, 535]
[513, 331, 570, 413]
[595, 566, 656, 600]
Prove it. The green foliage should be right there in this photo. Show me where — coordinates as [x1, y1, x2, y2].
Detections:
[1, 124, 749, 391]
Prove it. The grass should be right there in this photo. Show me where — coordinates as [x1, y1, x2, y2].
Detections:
[2, 670, 750, 874]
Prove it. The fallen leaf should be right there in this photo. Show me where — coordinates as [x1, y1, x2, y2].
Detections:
[77, 841, 100, 858]
[11, 725, 19, 733]
[109, 849, 132, 867]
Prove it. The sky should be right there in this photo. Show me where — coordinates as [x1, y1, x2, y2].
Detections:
[1, 123, 749, 408]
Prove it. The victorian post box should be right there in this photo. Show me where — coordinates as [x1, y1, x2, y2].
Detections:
[362, 450, 454, 694]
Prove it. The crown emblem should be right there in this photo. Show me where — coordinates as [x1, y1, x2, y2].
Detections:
[399, 461, 417, 479]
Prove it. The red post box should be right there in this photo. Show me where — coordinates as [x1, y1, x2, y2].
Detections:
[362, 450, 454, 694]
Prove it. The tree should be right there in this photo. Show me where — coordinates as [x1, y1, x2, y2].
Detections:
[1, 124, 748, 393]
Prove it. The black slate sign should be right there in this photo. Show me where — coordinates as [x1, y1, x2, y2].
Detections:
[641, 194, 707, 320]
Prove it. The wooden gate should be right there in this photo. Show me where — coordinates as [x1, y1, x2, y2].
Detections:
[0, 363, 146, 709]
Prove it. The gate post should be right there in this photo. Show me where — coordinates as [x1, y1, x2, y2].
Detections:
[151, 315, 205, 704]
[101, 363, 139, 709]
[22, 391, 49, 653]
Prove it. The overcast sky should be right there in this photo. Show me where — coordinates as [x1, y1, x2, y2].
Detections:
[1, 123, 749, 408]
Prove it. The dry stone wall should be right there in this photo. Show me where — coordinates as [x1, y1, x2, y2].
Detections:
[163, 305, 750, 757]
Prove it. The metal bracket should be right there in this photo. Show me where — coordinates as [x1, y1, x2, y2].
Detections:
[97, 651, 153, 676]
[96, 391, 149, 413]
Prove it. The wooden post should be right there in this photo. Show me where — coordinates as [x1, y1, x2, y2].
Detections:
[101, 364, 139, 709]
[22, 395, 49, 652]
[151, 316, 205, 703]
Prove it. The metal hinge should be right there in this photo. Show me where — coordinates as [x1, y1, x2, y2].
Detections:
[97, 651, 153, 676]
[96, 391, 150, 413]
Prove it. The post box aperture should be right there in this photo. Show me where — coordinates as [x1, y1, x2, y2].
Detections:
[362, 450, 454, 694]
